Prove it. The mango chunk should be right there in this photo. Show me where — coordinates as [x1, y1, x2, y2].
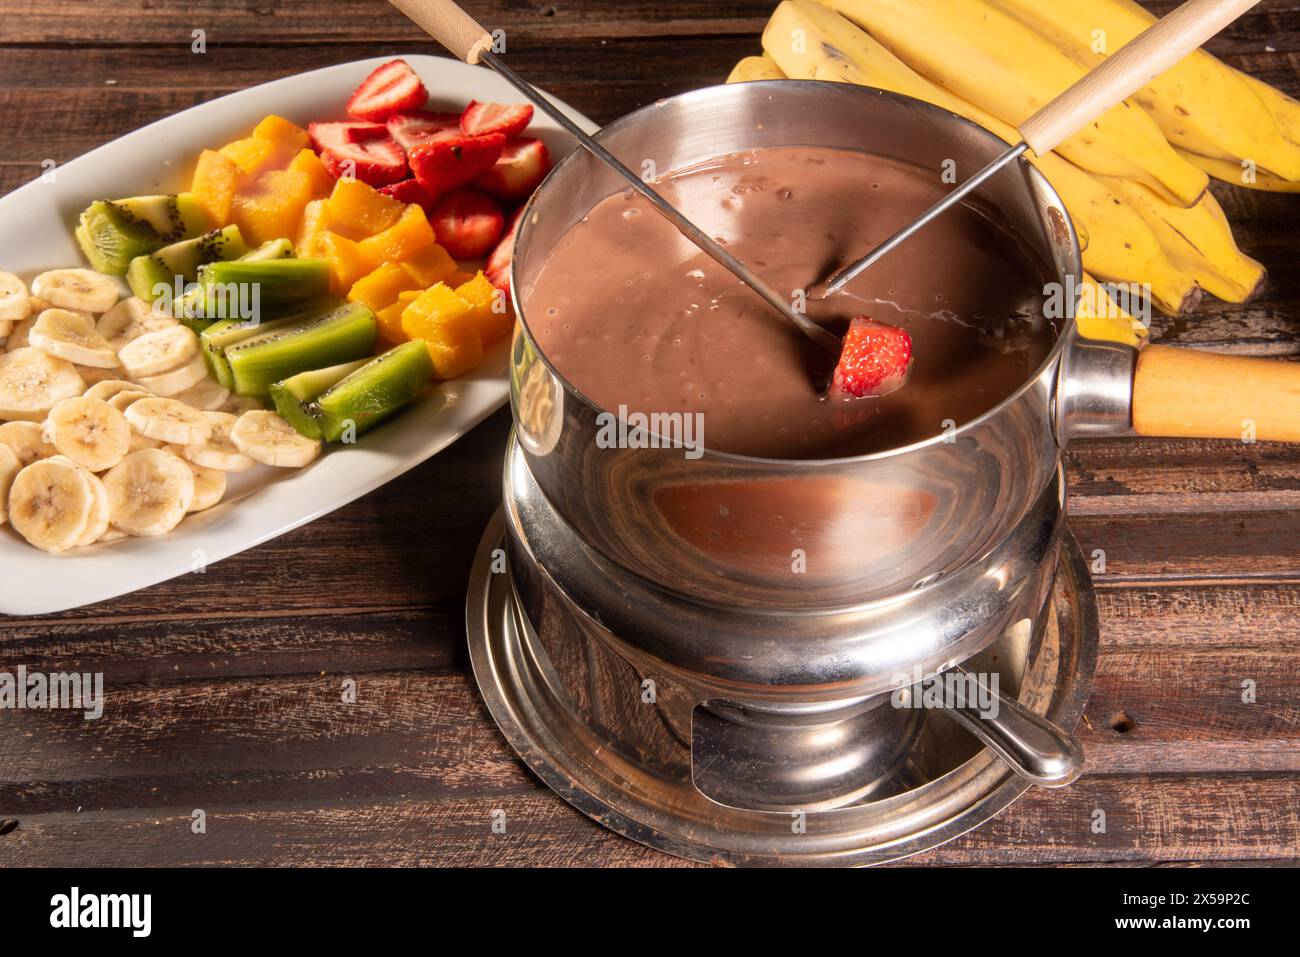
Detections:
[401, 282, 484, 379]
[456, 272, 514, 346]
[288, 149, 334, 200]
[325, 178, 405, 240]
[319, 231, 372, 295]
[375, 301, 410, 346]
[358, 205, 435, 271]
[399, 244, 457, 287]
[230, 168, 315, 247]
[348, 262, 423, 314]
[190, 149, 245, 226]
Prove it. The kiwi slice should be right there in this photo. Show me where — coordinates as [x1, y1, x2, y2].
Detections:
[126, 225, 248, 303]
[199, 296, 344, 387]
[271, 341, 433, 441]
[198, 258, 331, 322]
[225, 302, 378, 397]
[76, 194, 211, 276]
[240, 238, 296, 262]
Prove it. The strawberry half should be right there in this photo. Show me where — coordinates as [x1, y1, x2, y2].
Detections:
[830, 315, 913, 399]
[386, 110, 461, 151]
[475, 137, 551, 201]
[430, 188, 506, 259]
[320, 135, 408, 187]
[485, 206, 524, 298]
[308, 121, 387, 153]
[460, 101, 534, 139]
[408, 132, 506, 198]
[379, 177, 438, 215]
[346, 59, 428, 122]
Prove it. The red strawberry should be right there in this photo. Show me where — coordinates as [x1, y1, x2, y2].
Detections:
[320, 135, 408, 187]
[474, 137, 551, 201]
[485, 206, 523, 296]
[830, 316, 913, 399]
[346, 59, 428, 122]
[429, 188, 505, 259]
[379, 177, 438, 214]
[408, 132, 506, 198]
[308, 121, 387, 153]
[386, 111, 461, 151]
[460, 101, 534, 139]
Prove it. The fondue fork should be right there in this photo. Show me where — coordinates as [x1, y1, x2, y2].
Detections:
[813, 0, 1262, 299]
[389, 0, 845, 359]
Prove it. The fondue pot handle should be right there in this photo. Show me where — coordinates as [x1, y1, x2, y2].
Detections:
[388, 0, 494, 64]
[1132, 345, 1300, 442]
[945, 666, 1084, 788]
[1018, 0, 1261, 156]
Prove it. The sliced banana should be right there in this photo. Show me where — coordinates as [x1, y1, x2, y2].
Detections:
[85, 378, 146, 403]
[220, 394, 265, 416]
[29, 308, 118, 368]
[124, 397, 212, 446]
[42, 396, 131, 472]
[172, 376, 230, 412]
[6, 316, 35, 351]
[97, 525, 128, 544]
[132, 352, 208, 397]
[107, 389, 154, 414]
[128, 431, 163, 453]
[0, 420, 56, 466]
[103, 448, 195, 536]
[0, 271, 31, 323]
[0, 442, 19, 525]
[0, 347, 85, 422]
[231, 410, 321, 468]
[74, 469, 111, 546]
[97, 297, 177, 351]
[117, 325, 198, 378]
[185, 459, 227, 512]
[180, 410, 255, 472]
[31, 268, 120, 314]
[7, 455, 94, 552]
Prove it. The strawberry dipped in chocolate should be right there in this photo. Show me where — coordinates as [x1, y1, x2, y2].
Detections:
[829, 316, 913, 399]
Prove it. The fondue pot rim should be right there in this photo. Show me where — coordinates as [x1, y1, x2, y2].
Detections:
[512, 80, 1084, 466]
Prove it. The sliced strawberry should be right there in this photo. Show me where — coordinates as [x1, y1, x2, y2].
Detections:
[830, 316, 913, 399]
[308, 121, 387, 153]
[379, 177, 438, 215]
[408, 132, 506, 198]
[460, 101, 534, 139]
[320, 135, 408, 187]
[346, 59, 428, 122]
[474, 137, 551, 201]
[429, 188, 505, 260]
[386, 110, 461, 151]
[484, 206, 524, 296]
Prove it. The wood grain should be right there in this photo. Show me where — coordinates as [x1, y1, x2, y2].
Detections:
[1, 0, 1298, 867]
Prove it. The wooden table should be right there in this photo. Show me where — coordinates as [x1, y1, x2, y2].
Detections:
[1, 0, 1297, 867]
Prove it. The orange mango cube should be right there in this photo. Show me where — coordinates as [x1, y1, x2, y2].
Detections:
[295, 199, 331, 256]
[230, 168, 316, 247]
[456, 272, 514, 346]
[319, 231, 372, 295]
[400, 283, 485, 379]
[288, 149, 334, 199]
[399, 244, 457, 287]
[358, 205, 435, 271]
[190, 149, 245, 226]
[375, 301, 410, 346]
[253, 115, 310, 155]
[347, 262, 423, 314]
[325, 178, 405, 240]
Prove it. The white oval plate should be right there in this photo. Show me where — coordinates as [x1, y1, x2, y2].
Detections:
[0, 55, 596, 616]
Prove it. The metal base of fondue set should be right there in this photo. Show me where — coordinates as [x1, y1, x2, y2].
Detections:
[465, 441, 1099, 868]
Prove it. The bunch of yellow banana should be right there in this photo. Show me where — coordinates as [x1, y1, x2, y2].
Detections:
[726, 0, 1288, 346]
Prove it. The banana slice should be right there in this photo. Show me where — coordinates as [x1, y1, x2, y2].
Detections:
[124, 397, 212, 446]
[31, 268, 120, 314]
[180, 411, 255, 472]
[185, 459, 227, 512]
[230, 410, 321, 468]
[103, 448, 195, 536]
[0, 443, 19, 525]
[29, 309, 118, 368]
[85, 378, 146, 403]
[74, 469, 111, 546]
[42, 396, 131, 472]
[128, 432, 162, 453]
[97, 525, 128, 544]
[97, 298, 177, 351]
[117, 325, 197, 378]
[0, 271, 31, 323]
[108, 389, 154, 414]
[0, 347, 85, 422]
[7, 455, 94, 552]
[172, 376, 230, 412]
[6, 316, 35, 351]
[221, 395, 265, 416]
[0, 420, 56, 466]
[132, 352, 208, 397]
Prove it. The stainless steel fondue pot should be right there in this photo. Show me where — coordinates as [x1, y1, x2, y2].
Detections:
[469, 80, 1300, 863]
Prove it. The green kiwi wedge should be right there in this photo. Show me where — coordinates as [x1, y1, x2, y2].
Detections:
[76, 194, 211, 276]
[126, 225, 248, 303]
[225, 302, 378, 397]
[197, 258, 331, 322]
